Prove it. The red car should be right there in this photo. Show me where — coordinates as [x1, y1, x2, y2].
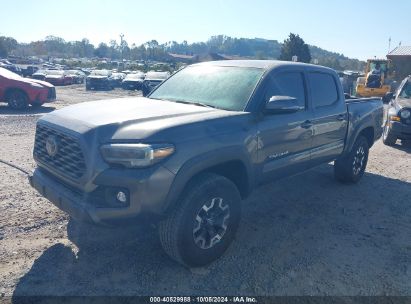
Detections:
[44, 70, 73, 86]
[0, 67, 56, 109]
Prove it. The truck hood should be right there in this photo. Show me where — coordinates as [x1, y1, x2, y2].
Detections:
[40, 97, 248, 142]
[45, 75, 63, 79]
[88, 76, 108, 80]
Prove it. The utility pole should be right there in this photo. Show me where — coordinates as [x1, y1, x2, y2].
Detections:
[119, 33, 124, 63]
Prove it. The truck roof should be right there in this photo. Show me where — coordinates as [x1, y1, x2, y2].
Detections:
[191, 59, 334, 73]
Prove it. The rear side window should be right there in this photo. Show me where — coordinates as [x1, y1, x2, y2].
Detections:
[265, 72, 306, 108]
[309, 73, 338, 108]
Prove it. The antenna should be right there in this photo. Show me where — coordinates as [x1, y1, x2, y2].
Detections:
[388, 37, 391, 53]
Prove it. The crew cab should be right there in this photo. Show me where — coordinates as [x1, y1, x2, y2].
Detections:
[29, 61, 383, 267]
[0, 67, 56, 109]
[382, 75, 411, 145]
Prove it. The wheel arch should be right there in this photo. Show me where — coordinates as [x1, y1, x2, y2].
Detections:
[163, 149, 254, 213]
[4, 87, 29, 100]
[358, 126, 375, 148]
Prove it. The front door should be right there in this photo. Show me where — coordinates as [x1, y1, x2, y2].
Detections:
[257, 71, 314, 182]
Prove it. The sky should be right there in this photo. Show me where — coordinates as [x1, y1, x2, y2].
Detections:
[1, 0, 410, 60]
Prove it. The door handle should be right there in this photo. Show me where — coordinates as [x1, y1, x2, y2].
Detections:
[301, 120, 313, 129]
[337, 114, 345, 121]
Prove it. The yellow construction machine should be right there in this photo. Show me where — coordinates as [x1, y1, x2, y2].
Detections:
[356, 59, 395, 97]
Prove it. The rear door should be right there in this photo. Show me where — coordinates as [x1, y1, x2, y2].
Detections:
[257, 70, 314, 182]
[308, 72, 348, 164]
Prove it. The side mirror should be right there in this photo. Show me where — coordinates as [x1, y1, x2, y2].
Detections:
[265, 96, 303, 114]
[382, 92, 394, 104]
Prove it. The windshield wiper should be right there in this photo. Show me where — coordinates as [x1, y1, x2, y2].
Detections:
[149, 98, 219, 109]
[172, 100, 218, 109]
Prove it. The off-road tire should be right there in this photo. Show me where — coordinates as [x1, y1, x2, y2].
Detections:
[334, 135, 369, 184]
[382, 124, 397, 146]
[159, 173, 241, 267]
[6, 90, 28, 110]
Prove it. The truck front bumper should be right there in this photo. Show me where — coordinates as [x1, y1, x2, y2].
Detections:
[29, 165, 176, 224]
[389, 121, 411, 140]
[29, 169, 96, 223]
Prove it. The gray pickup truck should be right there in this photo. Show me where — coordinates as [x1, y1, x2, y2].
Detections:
[30, 60, 383, 267]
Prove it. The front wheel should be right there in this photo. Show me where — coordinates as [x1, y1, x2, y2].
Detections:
[6, 90, 28, 110]
[382, 124, 397, 146]
[334, 135, 369, 183]
[159, 173, 241, 267]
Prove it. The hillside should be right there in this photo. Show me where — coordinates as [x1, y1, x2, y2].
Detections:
[2, 34, 365, 71]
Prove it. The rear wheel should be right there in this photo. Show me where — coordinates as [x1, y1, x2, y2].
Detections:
[334, 135, 369, 183]
[159, 173, 241, 267]
[6, 90, 28, 110]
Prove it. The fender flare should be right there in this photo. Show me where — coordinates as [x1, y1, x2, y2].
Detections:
[162, 146, 255, 213]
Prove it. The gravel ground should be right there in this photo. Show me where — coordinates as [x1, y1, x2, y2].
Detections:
[0, 85, 411, 297]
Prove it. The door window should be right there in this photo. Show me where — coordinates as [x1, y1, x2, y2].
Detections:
[265, 72, 306, 108]
[309, 73, 339, 108]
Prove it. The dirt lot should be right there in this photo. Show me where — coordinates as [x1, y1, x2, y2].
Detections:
[1, 85, 411, 297]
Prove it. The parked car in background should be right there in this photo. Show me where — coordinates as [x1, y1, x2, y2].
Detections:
[382, 75, 411, 146]
[44, 70, 73, 86]
[66, 70, 86, 84]
[110, 72, 126, 87]
[142, 71, 170, 96]
[86, 70, 114, 90]
[0, 67, 56, 109]
[31, 69, 47, 81]
[122, 72, 145, 90]
[21, 65, 39, 78]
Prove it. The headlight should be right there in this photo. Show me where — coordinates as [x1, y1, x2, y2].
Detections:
[400, 109, 411, 119]
[100, 143, 175, 168]
[30, 83, 43, 88]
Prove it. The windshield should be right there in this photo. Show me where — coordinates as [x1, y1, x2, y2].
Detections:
[149, 65, 264, 111]
[112, 73, 125, 78]
[400, 82, 411, 99]
[369, 61, 387, 72]
[90, 70, 110, 76]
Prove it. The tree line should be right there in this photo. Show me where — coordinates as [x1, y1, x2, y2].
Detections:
[0, 34, 365, 71]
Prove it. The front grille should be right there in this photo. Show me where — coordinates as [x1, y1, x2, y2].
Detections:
[34, 124, 86, 180]
[47, 87, 56, 100]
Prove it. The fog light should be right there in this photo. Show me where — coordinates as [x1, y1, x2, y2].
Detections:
[116, 191, 127, 203]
